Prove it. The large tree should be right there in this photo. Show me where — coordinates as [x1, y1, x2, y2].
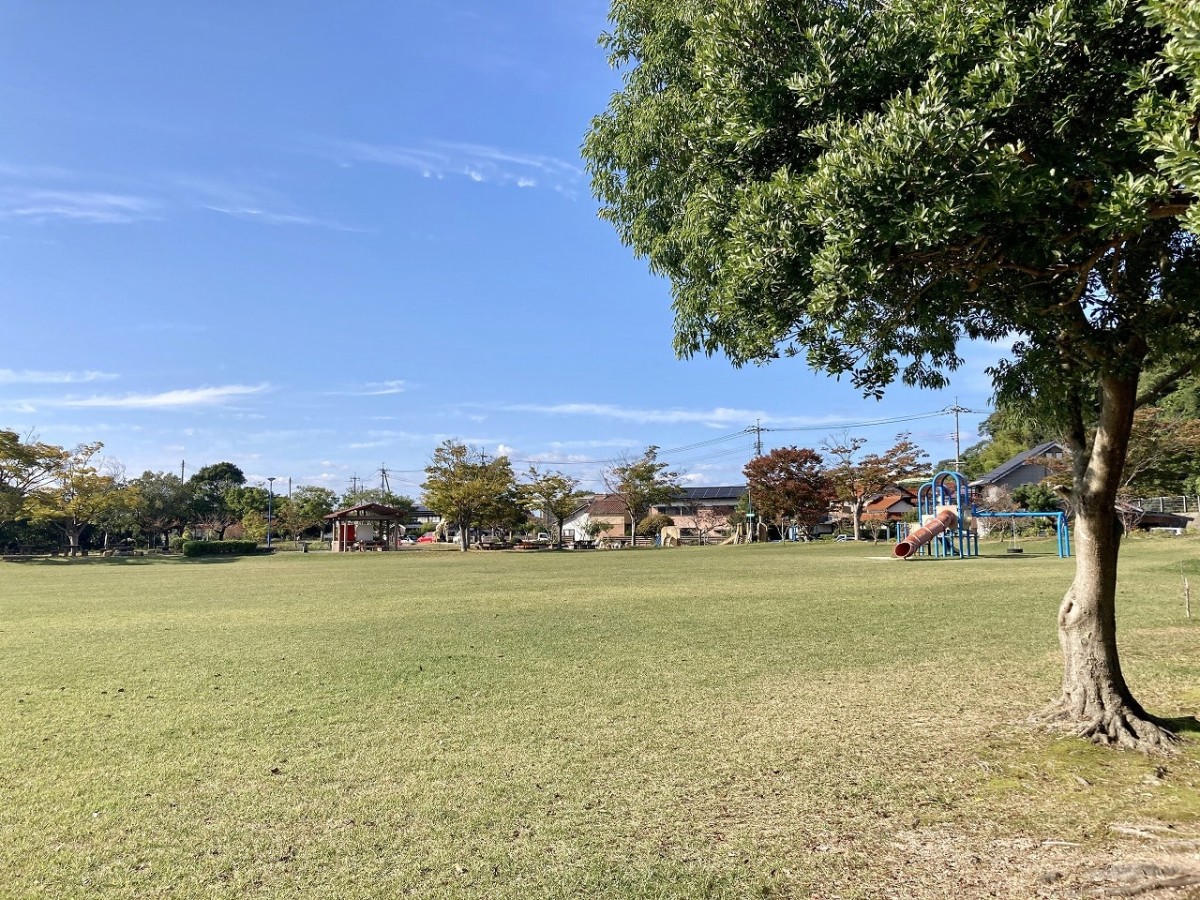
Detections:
[585, 0, 1200, 748]
[601, 446, 683, 540]
[744, 447, 835, 539]
[0, 430, 66, 522]
[283, 485, 339, 540]
[187, 462, 246, 539]
[422, 441, 519, 551]
[23, 443, 131, 555]
[128, 471, 193, 550]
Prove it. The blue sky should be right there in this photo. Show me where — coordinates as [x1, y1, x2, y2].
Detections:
[1, 2, 998, 496]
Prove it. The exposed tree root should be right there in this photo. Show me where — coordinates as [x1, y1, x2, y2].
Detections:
[1083, 863, 1200, 897]
[1036, 700, 1181, 753]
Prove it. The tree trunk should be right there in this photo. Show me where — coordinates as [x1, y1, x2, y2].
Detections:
[1041, 374, 1176, 751]
[66, 523, 84, 557]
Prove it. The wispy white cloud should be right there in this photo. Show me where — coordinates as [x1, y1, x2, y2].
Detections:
[203, 205, 362, 232]
[328, 380, 406, 397]
[0, 189, 158, 224]
[53, 384, 269, 410]
[0, 369, 118, 385]
[499, 402, 858, 429]
[312, 137, 583, 193]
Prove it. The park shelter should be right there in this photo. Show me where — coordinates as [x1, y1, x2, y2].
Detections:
[325, 503, 409, 552]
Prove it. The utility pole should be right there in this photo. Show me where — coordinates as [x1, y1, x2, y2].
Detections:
[947, 401, 970, 471]
[746, 422, 764, 543]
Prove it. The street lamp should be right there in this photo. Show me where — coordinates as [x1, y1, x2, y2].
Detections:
[266, 477, 276, 549]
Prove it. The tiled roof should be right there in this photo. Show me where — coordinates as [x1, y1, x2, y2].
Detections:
[581, 494, 629, 517]
[325, 503, 409, 520]
[971, 441, 1065, 487]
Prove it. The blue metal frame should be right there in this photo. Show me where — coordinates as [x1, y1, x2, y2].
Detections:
[969, 509, 1071, 558]
[911, 470, 978, 559]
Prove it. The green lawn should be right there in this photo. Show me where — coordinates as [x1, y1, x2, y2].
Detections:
[2, 539, 1197, 898]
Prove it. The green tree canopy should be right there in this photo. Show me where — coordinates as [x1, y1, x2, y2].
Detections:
[23, 443, 131, 555]
[601, 446, 683, 538]
[187, 461, 246, 540]
[584, 0, 1200, 749]
[283, 485, 340, 539]
[0, 430, 66, 522]
[521, 467, 591, 548]
[128, 471, 193, 550]
[422, 441, 519, 551]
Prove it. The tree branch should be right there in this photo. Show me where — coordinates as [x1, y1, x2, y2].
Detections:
[1136, 357, 1200, 407]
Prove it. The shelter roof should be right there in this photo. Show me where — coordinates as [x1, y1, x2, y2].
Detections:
[325, 503, 409, 521]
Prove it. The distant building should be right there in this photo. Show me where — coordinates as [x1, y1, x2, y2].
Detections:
[860, 485, 918, 523]
[970, 440, 1067, 500]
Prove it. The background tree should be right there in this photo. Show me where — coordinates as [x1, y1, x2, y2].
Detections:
[282, 486, 339, 540]
[821, 434, 926, 540]
[1119, 407, 1200, 496]
[422, 441, 518, 551]
[129, 471, 194, 550]
[521, 467, 590, 548]
[187, 462, 246, 539]
[0, 430, 66, 522]
[744, 447, 835, 540]
[601, 446, 683, 539]
[584, 0, 1200, 747]
[338, 486, 416, 522]
[23, 443, 129, 555]
[690, 504, 729, 544]
[1011, 483, 1062, 514]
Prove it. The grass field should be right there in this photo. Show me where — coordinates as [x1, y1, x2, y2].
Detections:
[2, 538, 1198, 899]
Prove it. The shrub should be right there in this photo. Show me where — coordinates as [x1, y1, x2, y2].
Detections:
[637, 513, 675, 536]
[181, 540, 260, 558]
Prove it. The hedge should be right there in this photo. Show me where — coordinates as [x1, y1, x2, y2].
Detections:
[181, 540, 261, 558]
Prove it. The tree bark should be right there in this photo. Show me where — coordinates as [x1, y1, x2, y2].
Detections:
[1041, 374, 1177, 751]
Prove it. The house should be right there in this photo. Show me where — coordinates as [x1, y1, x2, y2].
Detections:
[860, 485, 918, 522]
[411, 503, 441, 527]
[970, 440, 1067, 501]
[652, 486, 744, 529]
[560, 486, 749, 543]
[560, 494, 630, 541]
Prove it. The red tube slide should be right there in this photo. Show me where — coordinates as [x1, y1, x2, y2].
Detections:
[894, 508, 958, 559]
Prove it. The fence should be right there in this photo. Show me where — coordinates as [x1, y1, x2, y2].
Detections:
[1131, 496, 1200, 514]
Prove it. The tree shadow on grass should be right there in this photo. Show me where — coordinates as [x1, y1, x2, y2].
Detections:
[1156, 714, 1200, 737]
[975, 552, 1062, 560]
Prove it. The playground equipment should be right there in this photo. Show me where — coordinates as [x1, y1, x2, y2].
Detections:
[894, 469, 1072, 559]
[971, 508, 1072, 558]
[894, 471, 978, 559]
[894, 508, 959, 558]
